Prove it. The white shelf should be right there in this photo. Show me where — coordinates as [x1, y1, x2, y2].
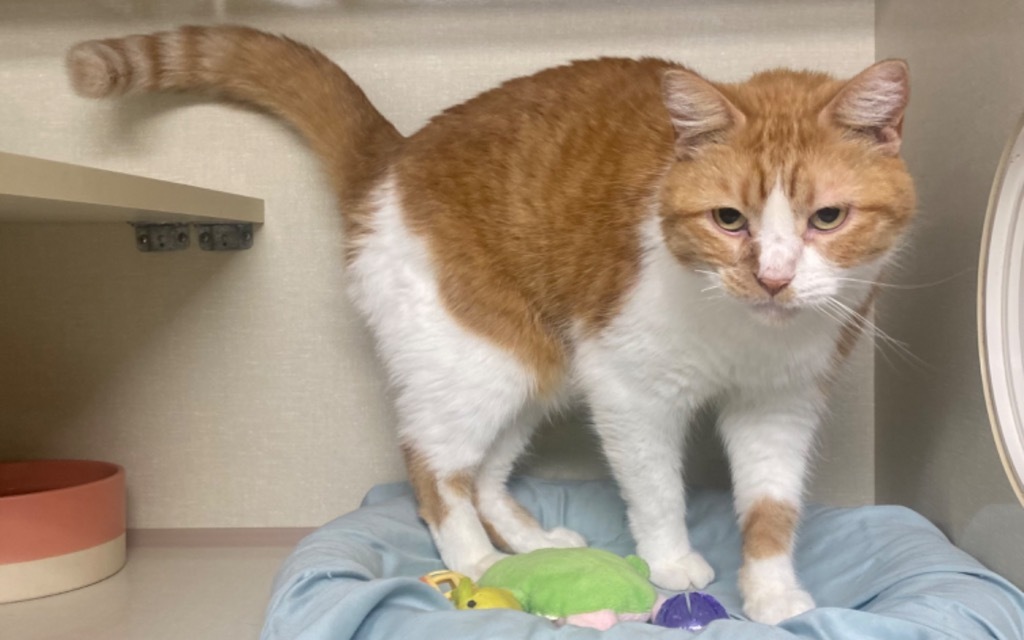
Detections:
[0, 533, 301, 640]
[0, 152, 264, 224]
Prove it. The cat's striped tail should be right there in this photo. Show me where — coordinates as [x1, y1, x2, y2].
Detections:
[66, 26, 403, 211]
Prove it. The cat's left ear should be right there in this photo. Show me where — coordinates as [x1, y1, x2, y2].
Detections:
[821, 59, 909, 156]
[662, 69, 746, 159]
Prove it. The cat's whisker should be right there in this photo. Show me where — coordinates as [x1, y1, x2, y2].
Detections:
[835, 268, 973, 291]
[695, 294, 728, 309]
[826, 299, 903, 345]
[825, 298, 931, 372]
[692, 267, 725, 297]
[810, 302, 847, 330]
[817, 301, 910, 369]
[818, 299, 903, 370]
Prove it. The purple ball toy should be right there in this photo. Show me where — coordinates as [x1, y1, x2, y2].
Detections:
[653, 592, 729, 631]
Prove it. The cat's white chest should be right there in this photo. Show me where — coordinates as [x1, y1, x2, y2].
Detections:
[575, 226, 841, 407]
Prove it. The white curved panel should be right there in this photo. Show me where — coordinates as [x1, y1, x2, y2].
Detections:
[980, 112, 1024, 506]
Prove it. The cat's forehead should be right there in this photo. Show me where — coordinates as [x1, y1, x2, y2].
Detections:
[715, 158, 835, 219]
[719, 70, 851, 208]
[724, 69, 844, 121]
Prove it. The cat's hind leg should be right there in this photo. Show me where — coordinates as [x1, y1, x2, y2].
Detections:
[474, 405, 587, 553]
[394, 349, 537, 579]
[350, 176, 560, 578]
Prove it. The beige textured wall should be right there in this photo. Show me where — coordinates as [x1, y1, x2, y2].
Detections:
[875, 0, 1024, 586]
[0, 0, 875, 528]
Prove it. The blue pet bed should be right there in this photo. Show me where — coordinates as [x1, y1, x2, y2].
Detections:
[261, 478, 1024, 639]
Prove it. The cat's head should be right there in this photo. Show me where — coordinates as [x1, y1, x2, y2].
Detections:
[656, 60, 915, 324]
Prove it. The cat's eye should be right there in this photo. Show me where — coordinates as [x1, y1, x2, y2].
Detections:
[809, 206, 848, 231]
[712, 207, 747, 232]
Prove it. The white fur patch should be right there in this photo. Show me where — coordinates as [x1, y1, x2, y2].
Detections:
[434, 482, 507, 579]
[757, 178, 802, 284]
[473, 406, 588, 553]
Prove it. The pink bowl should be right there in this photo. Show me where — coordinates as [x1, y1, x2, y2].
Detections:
[0, 460, 126, 602]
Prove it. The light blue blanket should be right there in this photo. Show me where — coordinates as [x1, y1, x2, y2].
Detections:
[261, 478, 1024, 639]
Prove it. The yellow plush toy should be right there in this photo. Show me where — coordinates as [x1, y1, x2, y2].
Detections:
[420, 570, 522, 611]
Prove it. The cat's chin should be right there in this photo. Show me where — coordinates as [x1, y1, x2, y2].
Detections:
[749, 301, 799, 326]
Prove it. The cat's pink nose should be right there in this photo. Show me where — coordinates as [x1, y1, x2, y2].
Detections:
[756, 275, 791, 296]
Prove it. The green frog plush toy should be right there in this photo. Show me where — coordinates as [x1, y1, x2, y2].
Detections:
[478, 547, 659, 630]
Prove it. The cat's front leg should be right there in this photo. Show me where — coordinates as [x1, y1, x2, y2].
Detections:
[583, 374, 714, 591]
[718, 389, 822, 624]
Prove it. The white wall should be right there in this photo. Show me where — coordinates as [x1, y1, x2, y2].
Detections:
[875, 0, 1024, 587]
[0, 0, 876, 528]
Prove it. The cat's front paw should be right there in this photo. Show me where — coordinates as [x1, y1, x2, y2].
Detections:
[743, 586, 815, 625]
[648, 550, 715, 590]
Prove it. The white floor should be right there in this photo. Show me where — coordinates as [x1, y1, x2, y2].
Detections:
[0, 542, 294, 640]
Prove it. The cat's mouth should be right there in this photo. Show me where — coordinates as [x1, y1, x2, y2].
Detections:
[750, 300, 799, 324]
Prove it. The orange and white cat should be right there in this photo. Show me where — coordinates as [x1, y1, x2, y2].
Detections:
[66, 26, 914, 624]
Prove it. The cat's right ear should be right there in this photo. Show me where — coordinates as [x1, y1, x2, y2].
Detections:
[662, 69, 745, 159]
